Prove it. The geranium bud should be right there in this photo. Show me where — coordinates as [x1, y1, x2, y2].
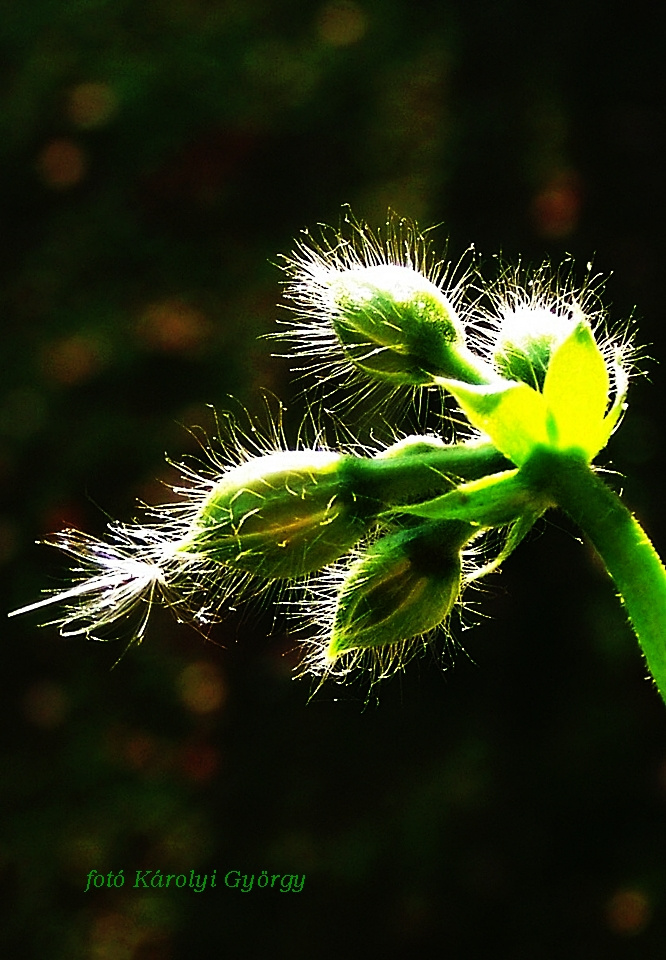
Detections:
[178, 450, 374, 579]
[329, 264, 491, 386]
[492, 303, 580, 390]
[326, 519, 474, 661]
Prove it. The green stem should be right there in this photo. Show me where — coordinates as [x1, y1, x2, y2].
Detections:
[345, 442, 511, 506]
[431, 344, 497, 386]
[524, 448, 666, 704]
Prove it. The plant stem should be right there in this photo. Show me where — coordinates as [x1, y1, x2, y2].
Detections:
[431, 345, 497, 386]
[346, 442, 511, 506]
[524, 448, 666, 704]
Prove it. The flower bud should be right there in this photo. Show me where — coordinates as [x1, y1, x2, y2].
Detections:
[492, 304, 579, 390]
[328, 264, 490, 386]
[179, 450, 373, 579]
[325, 519, 473, 662]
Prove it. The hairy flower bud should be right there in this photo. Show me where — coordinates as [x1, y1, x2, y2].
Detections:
[328, 264, 490, 386]
[178, 450, 373, 579]
[325, 519, 474, 662]
[492, 303, 579, 390]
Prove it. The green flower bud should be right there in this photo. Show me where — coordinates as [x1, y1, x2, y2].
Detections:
[492, 303, 579, 390]
[328, 265, 491, 386]
[179, 450, 373, 579]
[326, 519, 474, 662]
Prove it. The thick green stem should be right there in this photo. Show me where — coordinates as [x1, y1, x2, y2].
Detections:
[524, 448, 666, 703]
[431, 345, 497, 386]
[345, 442, 511, 506]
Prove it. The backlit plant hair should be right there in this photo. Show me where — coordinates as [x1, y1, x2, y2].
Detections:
[10, 208, 666, 706]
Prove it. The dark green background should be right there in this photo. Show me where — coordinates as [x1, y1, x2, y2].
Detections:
[2, 1, 665, 957]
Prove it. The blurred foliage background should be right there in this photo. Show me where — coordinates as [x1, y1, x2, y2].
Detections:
[1, 1, 666, 957]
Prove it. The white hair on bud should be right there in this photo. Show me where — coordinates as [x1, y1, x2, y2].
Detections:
[471, 255, 643, 401]
[273, 205, 479, 426]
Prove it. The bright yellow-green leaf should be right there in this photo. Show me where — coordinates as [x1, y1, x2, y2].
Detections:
[543, 321, 609, 458]
[442, 379, 549, 466]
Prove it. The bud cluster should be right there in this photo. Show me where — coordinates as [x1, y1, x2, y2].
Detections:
[10, 208, 642, 688]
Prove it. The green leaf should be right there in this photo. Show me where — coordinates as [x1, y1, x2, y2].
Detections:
[543, 321, 610, 458]
[441, 379, 548, 466]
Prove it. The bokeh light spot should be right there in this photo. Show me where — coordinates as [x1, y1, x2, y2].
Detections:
[37, 138, 87, 189]
[531, 171, 582, 239]
[88, 911, 138, 960]
[606, 887, 651, 935]
[137, 299, 211, 353]
[178, 741, 220, 783]
[316, 1, 367, 46]
[67, 82, 117, 129]
[42, 333, 103, 385]
[178, 660, 227, 714]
